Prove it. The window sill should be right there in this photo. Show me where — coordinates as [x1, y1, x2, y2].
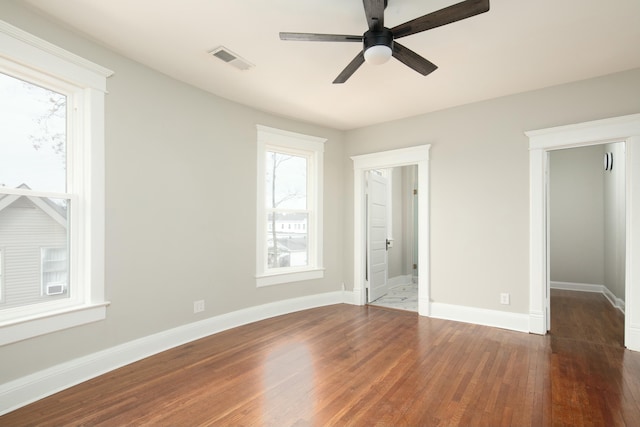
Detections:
[0, 302, 110, 346]
[256, 268, 324, 287]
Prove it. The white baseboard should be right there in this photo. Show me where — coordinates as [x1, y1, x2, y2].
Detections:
[550, 281, 603, 293]
[529, 310, 546, 335]
[418, 297, 430, 317]
[551, 281, 625, 314]
[430, 302, 530, 333]
[626, 324, 640, 352]
[0, 291, 344, 416]
[342, 290, 360, 305]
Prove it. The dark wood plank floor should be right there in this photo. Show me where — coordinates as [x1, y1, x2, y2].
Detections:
[2, 290, 637, 426]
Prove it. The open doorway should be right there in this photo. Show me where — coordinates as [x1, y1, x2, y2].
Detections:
[351, 145, 430, 316]
[367, 165, 419, 312]
[548, 143, 626, 346]
[527, 113, 640, 351]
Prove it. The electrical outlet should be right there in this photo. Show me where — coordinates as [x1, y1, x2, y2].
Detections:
[500, 293, 510, 305]
[193, 300, 205, 313]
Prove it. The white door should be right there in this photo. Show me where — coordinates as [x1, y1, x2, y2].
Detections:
[367, 171, 389, 302]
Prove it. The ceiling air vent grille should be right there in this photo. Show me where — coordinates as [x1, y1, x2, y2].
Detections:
[209, 46, 254, 71]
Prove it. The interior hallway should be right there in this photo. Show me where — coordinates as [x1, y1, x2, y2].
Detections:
[550, 289, 624, 347]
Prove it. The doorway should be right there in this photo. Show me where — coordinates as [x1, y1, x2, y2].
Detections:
[351, 145, 430, 316]
[548, 143, 626, 344]
[368, 165, 419, 312]
[527, 113, 640, 351]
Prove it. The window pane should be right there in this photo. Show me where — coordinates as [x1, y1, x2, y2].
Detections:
[0, 195, 69, 308]
[265, 151, 307, 209]
[267, 212, 308, 268]
[0, 72, 67, 193]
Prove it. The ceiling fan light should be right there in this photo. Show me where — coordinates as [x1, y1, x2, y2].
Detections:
[364, 45, 392, 65]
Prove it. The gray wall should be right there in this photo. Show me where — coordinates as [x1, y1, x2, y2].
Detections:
[387, 166, 415, 280]
[549, 145, 605, 285]
[549, 142, 626, 299]
[344, 68, 640, 314]
[0, 1, 345, 383]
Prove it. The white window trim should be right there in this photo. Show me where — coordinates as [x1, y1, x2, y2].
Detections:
[256, 125, 325, 287]
[0, 248, 3, 303]
[0, 20, 112, 346]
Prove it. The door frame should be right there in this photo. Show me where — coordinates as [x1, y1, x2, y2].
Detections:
[352, 145, 430, 315]
[527, 113, 640, 350]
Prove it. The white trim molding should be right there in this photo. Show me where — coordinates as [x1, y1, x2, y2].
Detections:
[551, 281, 626, 314]
[526, 113, 640, 350]
[550, 281, 604, 293]
[0, 291, 345, 416]
[0, 20, 113, 90]
[351, 145, 431, 316]
[430, 302, 530, 333]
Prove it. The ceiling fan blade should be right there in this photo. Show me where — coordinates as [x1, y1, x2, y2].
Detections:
[279, 32, 363, 42]
[363, 0, 385, 31]
[333, 51, 366, 84]
[391, 0, 490, 39]
[392, 42, 438, 76]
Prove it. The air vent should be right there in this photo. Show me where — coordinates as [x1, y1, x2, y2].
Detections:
[46, 283, 67, 295]
[209, 46, 254, 71]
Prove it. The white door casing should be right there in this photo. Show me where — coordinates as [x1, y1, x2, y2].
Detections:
[367, 171, 389, 302]
[352, 145, 430, 315]
[527, 113, 640, 351]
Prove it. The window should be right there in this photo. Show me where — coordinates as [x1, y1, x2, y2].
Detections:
[0, 20, 112, 345]
[256, 125, 325, 287]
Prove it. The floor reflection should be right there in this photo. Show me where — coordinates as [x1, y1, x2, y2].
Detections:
[263, 341, 316, 425]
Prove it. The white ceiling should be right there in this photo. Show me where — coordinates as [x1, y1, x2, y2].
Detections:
[22, 0, 640, 130]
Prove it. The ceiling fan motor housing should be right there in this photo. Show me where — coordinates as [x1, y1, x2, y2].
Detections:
[363, 28, 394, 64]
[363, 28, 394, 52]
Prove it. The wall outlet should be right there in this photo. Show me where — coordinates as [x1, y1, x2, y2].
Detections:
[500, 293, 510, 305]
[193, 300, 205, 313]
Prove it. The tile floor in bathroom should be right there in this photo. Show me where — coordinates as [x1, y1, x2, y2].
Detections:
[369, 281, 418, 312]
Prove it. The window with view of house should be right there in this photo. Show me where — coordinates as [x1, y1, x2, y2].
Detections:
[256, 125, 325, 287]
[0, 21, 111, 345]
[0, 73, 70, 308]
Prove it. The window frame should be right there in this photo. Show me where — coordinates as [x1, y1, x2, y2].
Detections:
[256, 125, 325, 287]
[0, 20, 112, 346]
[0, 248, 3, 303]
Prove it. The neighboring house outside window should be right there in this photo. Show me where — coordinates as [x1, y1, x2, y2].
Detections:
[0, 21, 112, 345]
[256, 125, 326, 287]
[41, 247, 68, 296]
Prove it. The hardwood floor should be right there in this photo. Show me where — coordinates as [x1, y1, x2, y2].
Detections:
[2, 290, 638, 426]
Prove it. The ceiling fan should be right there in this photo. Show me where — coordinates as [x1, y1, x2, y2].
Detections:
[280, 0, 490, 83]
